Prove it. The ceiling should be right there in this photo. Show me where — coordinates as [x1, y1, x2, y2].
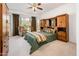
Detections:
[7, 3, 65, 16]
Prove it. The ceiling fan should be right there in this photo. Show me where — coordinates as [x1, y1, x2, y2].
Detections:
[27, 3, 43, 12]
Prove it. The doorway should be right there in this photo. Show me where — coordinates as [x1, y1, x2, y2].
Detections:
[13, 14, 19, 36]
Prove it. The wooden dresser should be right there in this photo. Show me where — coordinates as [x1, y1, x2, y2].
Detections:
[57, 14, 69, 42]
[0, 3, 9, 56]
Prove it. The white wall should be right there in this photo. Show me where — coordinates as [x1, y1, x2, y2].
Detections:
[77, 4, 79, 56]
[8, 14, 13, 36]
[9, 12, 40, 36]
[36, 16, 40, 32]
[40, 4, 76, 43]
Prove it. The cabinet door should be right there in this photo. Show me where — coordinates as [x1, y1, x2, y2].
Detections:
[45, 20, 49, 27]
[57, 15, 66, 27]
[40, 20, 46, 27]
[58, 31, 67, 42]
[40, 20, 44, 27]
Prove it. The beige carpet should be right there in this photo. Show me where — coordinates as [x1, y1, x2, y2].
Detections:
[31, 40, 76, 56]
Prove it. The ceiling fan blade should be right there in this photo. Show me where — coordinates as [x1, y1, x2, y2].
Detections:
[37, 7, 43, 10]
[38, 3, 41, 6]
[34, 8, 36, 12]
[27, 7, 32, 9]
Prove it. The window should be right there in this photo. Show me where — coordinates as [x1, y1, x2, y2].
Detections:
[19, 17, 31, 32]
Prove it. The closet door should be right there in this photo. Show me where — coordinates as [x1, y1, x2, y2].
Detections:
[57, 15, 67, 27]
[31, 17, 36, 32]
[2, 3, 9, 56]
[13, 14, 19, 36]
[0, 3, 9, 56]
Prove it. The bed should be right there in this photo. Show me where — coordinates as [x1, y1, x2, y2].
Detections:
[24, 29, 57, 54]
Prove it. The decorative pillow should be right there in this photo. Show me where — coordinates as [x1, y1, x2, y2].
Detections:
[48, 28, 51, 32]
[43, 28, 46, 32]
[50, 29, 55, 33]
[43, 28, 52, 33]
[43, 28, 49, 32]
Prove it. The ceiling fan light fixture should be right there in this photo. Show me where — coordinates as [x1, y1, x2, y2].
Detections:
[32, 7, 36, 11]
[27, 3, 43, 12]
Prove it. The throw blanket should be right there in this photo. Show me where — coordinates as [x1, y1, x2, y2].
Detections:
[24, 31, 57, 54]
[29, 32, 47, 43]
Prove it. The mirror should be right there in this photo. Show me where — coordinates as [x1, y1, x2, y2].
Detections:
[51, 18, 56, 28]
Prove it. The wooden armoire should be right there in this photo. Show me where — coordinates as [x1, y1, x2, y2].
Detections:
[57, 14, 69, 42]
[0, 3, 9, 56]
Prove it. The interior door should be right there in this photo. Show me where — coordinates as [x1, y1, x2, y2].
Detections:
[31, 17, 36, 32]
[0, 3, 9, 56]
[13, 14, 19, 36]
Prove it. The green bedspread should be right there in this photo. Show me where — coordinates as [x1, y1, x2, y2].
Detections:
[24, 31, 57, 54]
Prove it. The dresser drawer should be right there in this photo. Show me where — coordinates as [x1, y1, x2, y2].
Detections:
[58, 32, 66, 36]
[58, 35, 66, 40]
[58, 36, 62, 39]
